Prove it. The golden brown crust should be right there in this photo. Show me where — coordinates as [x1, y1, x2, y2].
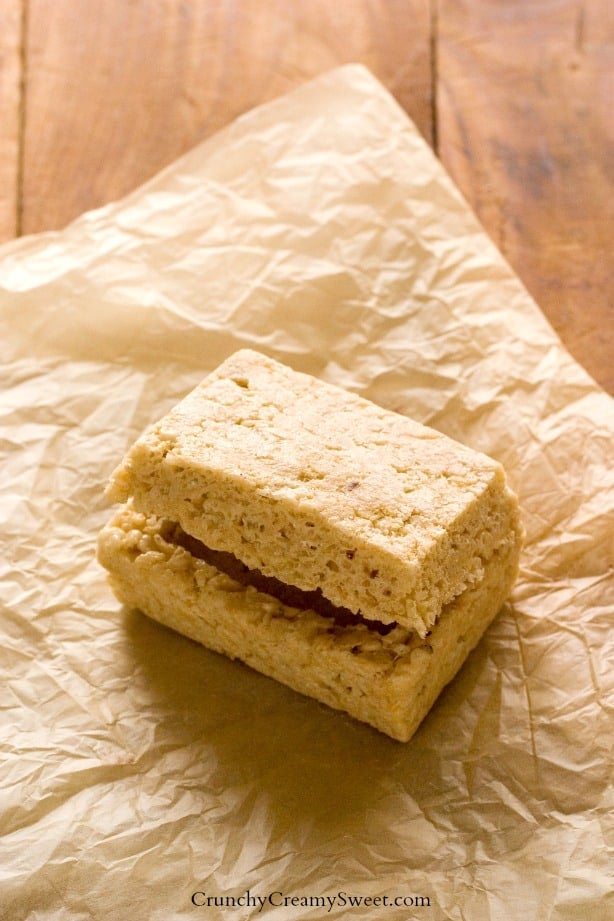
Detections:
[106, 349, 522, 634]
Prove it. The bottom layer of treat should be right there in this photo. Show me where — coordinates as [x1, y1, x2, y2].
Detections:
[97, 502, 520, 742]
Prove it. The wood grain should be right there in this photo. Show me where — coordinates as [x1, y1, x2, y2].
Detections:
[21, 0, 431, 235]
[437, 0, 613, 393]
[0, 1, 22, 242]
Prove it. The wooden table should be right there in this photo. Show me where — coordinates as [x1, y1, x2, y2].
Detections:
[1, 0, 611, 393]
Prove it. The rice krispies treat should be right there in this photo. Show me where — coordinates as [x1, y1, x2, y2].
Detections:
[106, 349, 522, 636]
[97, 503, 521, 742]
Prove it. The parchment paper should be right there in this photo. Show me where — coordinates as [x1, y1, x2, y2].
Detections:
[0, 65, 612, 921]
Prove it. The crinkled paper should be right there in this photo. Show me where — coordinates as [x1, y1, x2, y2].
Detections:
[0, 66, 612, 921]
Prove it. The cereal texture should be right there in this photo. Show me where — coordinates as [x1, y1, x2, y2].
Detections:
[97, 503, 520, 742]
[107, 349, 522, 635]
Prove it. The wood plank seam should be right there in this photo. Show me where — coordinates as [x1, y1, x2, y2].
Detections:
[16, 0, 29, 237]
[430, 0, 439, 155]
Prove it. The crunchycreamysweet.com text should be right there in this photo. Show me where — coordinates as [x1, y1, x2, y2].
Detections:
[191, 889, 431, 912]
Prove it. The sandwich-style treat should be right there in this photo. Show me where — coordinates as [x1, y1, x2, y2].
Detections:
[98, 349, 522, 741]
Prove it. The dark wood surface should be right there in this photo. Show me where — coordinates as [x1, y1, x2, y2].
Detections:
[1, 0, 611, 392]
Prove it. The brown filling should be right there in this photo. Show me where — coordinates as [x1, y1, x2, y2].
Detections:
[166, 522, 397, 636]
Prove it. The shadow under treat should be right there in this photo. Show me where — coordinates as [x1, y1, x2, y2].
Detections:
[121, 603, 515, 837]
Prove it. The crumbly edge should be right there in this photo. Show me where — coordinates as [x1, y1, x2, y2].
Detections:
[108, 448, 521, 636]
[97, 502, 520, 742]
[106, 350, 523, 636]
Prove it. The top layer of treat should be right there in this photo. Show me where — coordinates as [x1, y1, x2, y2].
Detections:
[106, 349, 521, 634]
